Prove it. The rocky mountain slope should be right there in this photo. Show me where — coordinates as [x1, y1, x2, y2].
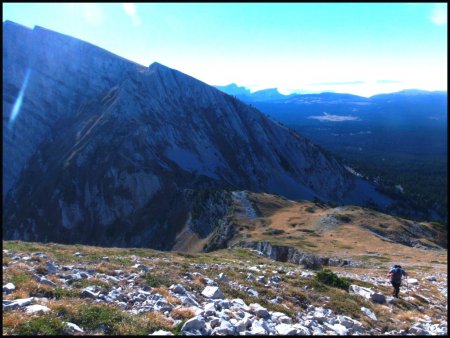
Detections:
[2, 240, 447, 335]
[3, 21, 394, 248]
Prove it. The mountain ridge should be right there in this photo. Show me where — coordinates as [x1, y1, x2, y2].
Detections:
[4, 21, 395, 248]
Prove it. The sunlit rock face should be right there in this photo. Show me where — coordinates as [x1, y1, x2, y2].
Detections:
[3, 21, 392, 248]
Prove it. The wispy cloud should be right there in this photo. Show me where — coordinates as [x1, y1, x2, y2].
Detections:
[431, 3, 447, 26]
[376, 80, 402, 84]
[311, 81, 365, 86]
[80, 3, 104, 25]
[122, 3, 141, 26]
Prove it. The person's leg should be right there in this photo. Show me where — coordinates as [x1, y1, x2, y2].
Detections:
[391, 281, 397, 296]
[394, 282, 400, 298]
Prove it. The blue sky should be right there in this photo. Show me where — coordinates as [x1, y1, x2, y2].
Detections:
[3, 3, 447, 96]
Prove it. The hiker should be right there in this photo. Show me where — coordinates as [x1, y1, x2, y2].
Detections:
[387, 264, 408, 298]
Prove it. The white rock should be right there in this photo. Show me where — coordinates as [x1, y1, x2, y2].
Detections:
[212, 320, 236, 335]
[3, 297, 34, 311]
[39, 277, 57, 287]
[406, 278, 419, 285]
[301, 271, 315, 278]
[256, 276, 266, 283]
[181, 316, 207, 334]
[275, 323, 298, 335]
[249, 303, 270, 318]
[3, 283, 16, 293]
[361, 307, 377, 320]
[81, 289, 100, 298]
[292, 323, 311, 335]
[64, 322, 84, 333]
[271, 312, 292, 324]
[217, 273, 229, 282]
[45, 261, 58, 274]
[249, 320, 267, 335]
[169, 284, 186, 294]
[324, 322, 348, 335]
[150, 330, 174, 335]
[349, 284, 373, 299]
[25, 304, 51, 314]
[202, 286, 224, 299]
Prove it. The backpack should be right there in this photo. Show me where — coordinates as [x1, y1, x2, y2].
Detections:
[391, 266, 403, 282]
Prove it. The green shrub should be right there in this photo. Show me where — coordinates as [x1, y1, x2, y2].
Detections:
[334, 214, 352, 223]
[264, 228, 285, 235]
[66, 304, 128, 334]
[143, 273, 175, 288]
[16, 315, 66, 335]
[315, 269, 350, 290]
[306, 207, 316, 213]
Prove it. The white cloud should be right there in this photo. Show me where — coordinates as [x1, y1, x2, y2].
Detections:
[80, 3, 104, 25]
[431, 3, 447, 26]
[122, 3, 141, 26]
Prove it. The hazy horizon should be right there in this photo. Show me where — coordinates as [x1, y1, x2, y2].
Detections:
[3, 3, 447, 97]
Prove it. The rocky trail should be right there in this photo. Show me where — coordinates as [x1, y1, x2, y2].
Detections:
[2, 241, 447, 335]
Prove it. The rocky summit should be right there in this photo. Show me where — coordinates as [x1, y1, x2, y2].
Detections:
[2, 241, 448, 335]
[3, 21, 393, 248]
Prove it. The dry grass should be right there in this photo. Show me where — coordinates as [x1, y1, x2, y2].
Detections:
[20, 280, 55, 297]
[171, 307, 196, 320]
[3, 311, 29, 334]
[192, 276, 206, 288]
[397, 310, 420, 322]
[95, 262, 121, 275]
[166, 295, 182, 305]
[34, 262, 49, 275]
[141, 311, 174, 330]
[151, 287, 169, 297]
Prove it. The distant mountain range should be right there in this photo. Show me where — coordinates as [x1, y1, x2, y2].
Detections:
[216, 84, 447, 222]
[215, 84, 294, 102]
[3, 21, 396, 248]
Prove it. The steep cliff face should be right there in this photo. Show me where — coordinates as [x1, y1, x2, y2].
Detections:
[3, 21, 143, 198]
[3, 22, 393, 247]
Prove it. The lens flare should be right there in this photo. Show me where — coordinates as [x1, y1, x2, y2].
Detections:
[9, 68, 31, 129]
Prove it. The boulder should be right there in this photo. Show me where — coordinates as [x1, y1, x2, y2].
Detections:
[64, 322, 84, 334]
[212, 320, 236, 335]
[39, 277, 57, 287]
[370, 293, 386, 304]
[181, 316, 207, 335]
[324, 322, 348, 335]
[150, 330, 174, 335]
[81, 288, 100, 299]
[217, 273, 229, 282]
[201, 286, 224, 299]
[275, 323, 298, 335]
[25, 304, 51, 314]
[270, 276, 282, 283]
[3, 283, 16, 294]
[169, 284, 186, 295]
[3, 297, 34, 311]
[349, 284, 373, 299]
[406, 278, 419, 285]
[249, 303, 270, 318]
[45, 261, 58, 274]
[361, 307, 377, 320]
